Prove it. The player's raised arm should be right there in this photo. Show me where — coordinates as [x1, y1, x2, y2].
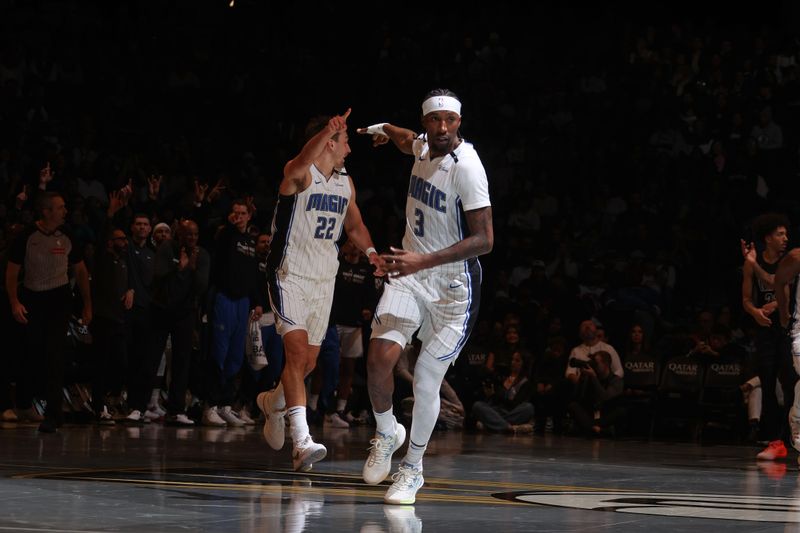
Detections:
[282, 108, 351, 195]
[357, 122, 417, 155]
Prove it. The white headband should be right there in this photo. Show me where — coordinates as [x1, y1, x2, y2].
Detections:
[421, 95, 461, 116]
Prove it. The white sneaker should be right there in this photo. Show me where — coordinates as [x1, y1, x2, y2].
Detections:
[237, 406, 256, 425]
[168, 413, 195, 426]
[257, 390, 286, 450]
[363, 424, 407, 485]
[292, 435, 327, 472]
[203, 406, 227, 427]
[144, 408, 164, 422]
[218, 406, 246, 427]
[147, 403, 167, 418]
[324, 412, 350, 429]
[383, 505, 422, 533]
[791, 418, 800, 452]
[96, 405, 115, 426]
[126, 409, 144, 423]
[384, 463, 424, 505]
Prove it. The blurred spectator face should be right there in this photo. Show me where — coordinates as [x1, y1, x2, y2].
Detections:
[177, 221, 199, 249]
[341, 240, 362, 265]
[510, 351, 524, 373]
[256, 233, 271, 256]
[230, 202, 251, 232]
[630, 324, 644, 346]
[131, 216, 151, 241]
[579, 320, 597, 343]
[505, 326, 520, 345]
[709, 333, 728, 352]
[697, 311, 714, 335]
[546, 337, 566, 358]
[110, 229, 128, 254]
[153, 224, 172, 246]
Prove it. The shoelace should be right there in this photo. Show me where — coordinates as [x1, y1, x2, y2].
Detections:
[390, 466, 420, 489]
[366, 434, 394, 466]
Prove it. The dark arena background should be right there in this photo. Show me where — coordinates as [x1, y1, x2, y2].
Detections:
[3, 1, 800, 531]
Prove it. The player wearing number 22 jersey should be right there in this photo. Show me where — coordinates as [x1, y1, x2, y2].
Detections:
[269, 165, 352, 282]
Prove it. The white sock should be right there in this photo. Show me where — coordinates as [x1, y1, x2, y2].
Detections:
[149, 389, 160, 407]
[288, 406, 309, 445]
[373, 408, 396, 436]
[336, 398, 347, 413]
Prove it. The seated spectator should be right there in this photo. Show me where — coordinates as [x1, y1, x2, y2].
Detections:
[565, 319, 624, 389]
[487, 323, 526, 377]
[621, 322, 650, 363]
[471, 350, 534, 434]
[567, 350, 625, 437]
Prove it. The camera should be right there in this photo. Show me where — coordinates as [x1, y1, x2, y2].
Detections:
[569, 358, 591, 369]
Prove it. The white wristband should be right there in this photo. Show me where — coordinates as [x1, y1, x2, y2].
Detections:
[365, 247, 377, 257]
[364, 123, 388, 137]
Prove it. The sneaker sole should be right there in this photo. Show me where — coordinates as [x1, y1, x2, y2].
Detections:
[294, 447, 327, 472]
[363, 424, 407, 485]
[257, 392, 285, 450]
[384, 480, 423, 505]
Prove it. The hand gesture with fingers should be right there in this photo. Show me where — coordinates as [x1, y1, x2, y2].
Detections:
[15, 185, 28, 209]
[39, 162, 54, 189]
[357, 123, 390, 147]
[740, 239, 756, 265]
[147, 174, 162, 201]
[107, 190, 125, 217]
[207, 178, 226, 203]
[328, 108, 351, 135]
[194, 179, 208, 204]
[244, 195, 256, 215]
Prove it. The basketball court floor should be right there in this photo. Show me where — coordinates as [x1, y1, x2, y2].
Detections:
[1, 420, 799, 532]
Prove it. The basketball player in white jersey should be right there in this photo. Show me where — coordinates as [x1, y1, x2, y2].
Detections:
[773, 245, 800, 456]
[356, 89, 493, 504]
[258, 108, 384, 472]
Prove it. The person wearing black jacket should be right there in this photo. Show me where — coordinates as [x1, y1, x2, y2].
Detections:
[89, 223, 132, 424]
[203, 200, 261, 427]
[152, 218, 209, 425]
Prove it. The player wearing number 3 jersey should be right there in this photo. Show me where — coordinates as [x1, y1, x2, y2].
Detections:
[356, 89, 493, 504]
[259, 108, 384, 473]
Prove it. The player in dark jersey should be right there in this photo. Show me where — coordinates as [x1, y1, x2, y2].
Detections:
[741, 212, 796, 460]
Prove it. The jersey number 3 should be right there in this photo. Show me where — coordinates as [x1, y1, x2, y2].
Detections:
[413, 208, 425, 237]
[314, 216, 337, 239]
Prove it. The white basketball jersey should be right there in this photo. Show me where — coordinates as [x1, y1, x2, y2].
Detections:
[403, 136, 491, 276]
[268, 165, 352, 280]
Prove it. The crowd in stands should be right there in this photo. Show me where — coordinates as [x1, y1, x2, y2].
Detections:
[2, 1, 800, 442]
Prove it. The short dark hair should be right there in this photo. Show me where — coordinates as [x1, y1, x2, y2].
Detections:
[36, 191, 64, 216]
[752, 212, 790, 243]
[423, 88, 460, 102]
[304, 115, 340, 143]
